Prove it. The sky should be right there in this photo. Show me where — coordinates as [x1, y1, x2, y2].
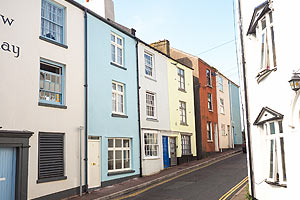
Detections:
[113, 0, 240, 84]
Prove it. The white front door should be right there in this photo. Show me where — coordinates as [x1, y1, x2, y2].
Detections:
[214, 123, 219, 152]
[88, 137, 101, 189]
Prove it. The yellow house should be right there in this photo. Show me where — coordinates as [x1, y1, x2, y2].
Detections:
[166, 58, 197, 164]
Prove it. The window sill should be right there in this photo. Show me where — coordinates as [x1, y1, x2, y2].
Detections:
[111, 113, 128, 118]
[38, 102, 67, 109]
[178, 88, 187, 93]
[265, 180, 287, 188]
[180, 123, 188, 126]
[107, 169, 135, 176]
[111, 62, 126, 70]
[206, 85, 213, 88]
[39, 36, 68, 49]
[208, 109, 213, 112]
[143, 156, 160, 160]
[256, 68, 277, 83]
[37, 176, 67, 184]
[145, 75, 157, 82]
[207, 140, 213, 143]
[146, 118, 159, 122]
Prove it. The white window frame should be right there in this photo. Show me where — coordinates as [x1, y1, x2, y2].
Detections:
[258, 11, 276, 71]
[220, 98, 225, 114]
[219, 76, 223, 91]
[207, 121, 213, 141]
[179, 101, 187, 125]
[111, 32, 124, 66]
[264, 120, 287, 184]
[208, 93, 213, 111]
[206, 69, 212, 86]
[144, 133, 159, 158]
[108, 138, 131, 172]
[181, 135, 191, 155]
[146, 92, 156, 119]
[144, 52, 155, 78]
[178, 68, 185, 90]
[112, 81, 125, 115]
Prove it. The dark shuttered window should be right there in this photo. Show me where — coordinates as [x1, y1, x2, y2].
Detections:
[38, 132, 67, 183]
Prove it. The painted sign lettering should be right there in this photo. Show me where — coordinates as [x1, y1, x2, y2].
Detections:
[1, 14, 14, 26]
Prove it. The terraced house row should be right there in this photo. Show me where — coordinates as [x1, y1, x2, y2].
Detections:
[0, 0, 242, 199]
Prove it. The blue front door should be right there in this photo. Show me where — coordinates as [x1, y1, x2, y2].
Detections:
[0, 148, 16, 200]
[162, 136, 169, 168]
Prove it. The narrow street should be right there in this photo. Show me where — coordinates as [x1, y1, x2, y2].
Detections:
[116, 153, 247, 200]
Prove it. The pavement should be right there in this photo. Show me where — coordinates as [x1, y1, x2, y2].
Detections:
[66, 148, 243, 200]
[230, 183, 248, 200]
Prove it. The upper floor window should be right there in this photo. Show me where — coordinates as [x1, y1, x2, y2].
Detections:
[111, 33, 123, 66]
[145, 52, 154, 78]
[221, 124, 226, 136]
[179, 101, 187, 125]
[218, 76, 223, 91]
[259, 11, 276, 71]
[112, 81, 125, 114]
[220, 98, 224, 114]
[41, 0, 65, 44]
[208, 93, 213, 111]
[206, 69, 212, 86]
[146, 92, 156, 118]
[178, 68, 185, 90]
[39, 59, 64, 105]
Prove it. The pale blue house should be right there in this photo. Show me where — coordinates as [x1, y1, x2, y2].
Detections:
[228, 81, 243, 145]
[86, 13, 140, 187]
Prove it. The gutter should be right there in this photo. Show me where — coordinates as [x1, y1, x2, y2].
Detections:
[84, 8, 89, 192]
[135, 41, 142, 177]
[237, 0, 255, 198]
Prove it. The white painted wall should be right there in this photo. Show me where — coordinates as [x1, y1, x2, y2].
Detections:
[216, 74, 232, 149]
[0, 0, 85, 198]
[138, 43, 170, 175]
[238, 0, 300, 199]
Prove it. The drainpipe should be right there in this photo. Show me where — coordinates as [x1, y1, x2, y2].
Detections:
[237, 0, 255, 198]
[135, 40, 142, 177]
[84, 8, 89, 193]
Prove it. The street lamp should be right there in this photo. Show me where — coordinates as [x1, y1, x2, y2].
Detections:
[289, 73, 300, 92]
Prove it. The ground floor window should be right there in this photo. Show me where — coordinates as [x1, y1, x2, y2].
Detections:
[181, 135, 191, 155]
[207, 121, 213, 141]
[108, 138, 131, 171]
[144, 133, 159, 157]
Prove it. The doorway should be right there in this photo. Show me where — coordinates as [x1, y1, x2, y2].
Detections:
[169, 137, 177, 166]
[162, 136, 170, 168]
[88, 136, 101, 189]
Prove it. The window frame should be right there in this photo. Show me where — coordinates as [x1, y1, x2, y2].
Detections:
[111, 32, 124, 66]
[218, 76, 223, 91]
[258, 11, 276, 71]
[144, 133, 159, 158]
[206, 69, 212, 86]
[39, 58, 65, 106]
[177, 67, 185, 91]
[181, 135, 191, 155]
[219, 98, 225, 114]
[146, 91, 156, 119]
[264, 120, 287, 185]
[221, 124, 226, 136]
[208, 93, 213, 111]
[112, 81, 125, 115]
[144, 52, 155, 78]
[108, 138, 131, 172]
[179, 101, 187, 125]
[207, 121, 213, 141]
[41, 0, 65, 44]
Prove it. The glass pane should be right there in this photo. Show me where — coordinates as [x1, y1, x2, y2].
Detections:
[111, 44, 116, 62]
[108, 139, 113, 148]
[108, 160, 114, 170]
[261, 18, 266, 30]
[116, 160, 122, 169]
[278, 121, 283, 133]
[108, 150, 113, 160]
[115, 150, 122, 159]
[50, 82, 55, 92]
[271, 27, 277, 67]
[112, 83, 116, 90]
[270, 122, 275, 134]
[117, 37, 122, 45]
[117, 85, 123, 92]
[261, 33, 265, 69]
[111, 34, 115, 42]
[280, 138, 287, 181]
[124, 159, 129, 168]
[115, 139, 122, 147]
[123, 139, 129, 147]
[40, 80, 44, 89]
[117, 48, 122, 65]
[123, 150, 130, 159]
[269, 140, 274, 178]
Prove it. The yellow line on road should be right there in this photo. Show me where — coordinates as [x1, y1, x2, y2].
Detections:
[218, 176, 248, 200]
[114, 152, 242, 200]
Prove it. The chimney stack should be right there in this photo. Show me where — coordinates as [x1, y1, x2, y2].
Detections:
[150, 40, 170, 56]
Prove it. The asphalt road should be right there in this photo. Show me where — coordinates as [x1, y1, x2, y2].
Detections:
[119, 153, 247, 200]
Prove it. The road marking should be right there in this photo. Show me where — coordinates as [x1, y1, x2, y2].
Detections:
[114, 152, 242, 200]
[218, 176, 248, 200]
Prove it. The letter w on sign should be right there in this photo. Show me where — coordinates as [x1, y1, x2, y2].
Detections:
[1, 15, 14, 26]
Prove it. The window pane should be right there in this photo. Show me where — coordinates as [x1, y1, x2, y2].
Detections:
[261, 33, 265, 69]
[115, 150, 122, 159]
[117, 48, 122, 65]
[115, 160, 122, 169]
[123, 139, 129, 147]
[280, 138, 287, 181]
[117, 37, 122, 45]
[115, 139, 122, 147]
[108, 139, 113, 148]
[271, 27, 277, 67]
[269, 140, 274, 178]
[108, 150, 113, 160]
[112, 83, 116, 90]
[269, 122, 275, 134]
[124, 159, 130, 168]
[108, 160, 114, 170]
[111, 34, 115, 42]
[278, 121, 283, 133]
[111, 44, 116, 62]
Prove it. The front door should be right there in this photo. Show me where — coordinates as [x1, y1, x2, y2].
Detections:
[0, 148, 16, 200]
[214, 123, 219, 152]
[169, 137, 177, 166]
[162, 136, 169, 168]
[88, 137, 101, 189]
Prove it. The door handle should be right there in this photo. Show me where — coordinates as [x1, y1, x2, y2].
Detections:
[0, 177, 6, 181]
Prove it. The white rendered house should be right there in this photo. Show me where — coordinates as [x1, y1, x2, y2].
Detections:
[237, 0, 300, 199]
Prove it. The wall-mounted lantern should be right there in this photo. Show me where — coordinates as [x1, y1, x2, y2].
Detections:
[289, 73, 300, 92]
